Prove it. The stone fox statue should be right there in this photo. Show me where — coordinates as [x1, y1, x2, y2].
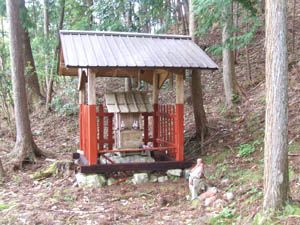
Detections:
[189, 158, 206, 200]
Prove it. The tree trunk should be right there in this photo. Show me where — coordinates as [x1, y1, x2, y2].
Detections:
[261, 0, 265, 13]
[32, 0, 38, 36]
[46, 0, 65, 111]
[0, 159, 5, 180]
[191, 70, 207, 138]
[43, 0, 49, 37]
[19, 0, 44, 107]
[292, 0, 296, 53]
[222, 2, 236, 108]
[264, 0, 289, 211]
[183, 0, 189, 33]
[232, 2, 239, 64]
[245, 12, 252, 82]
[189, 0, 207, 139]
[88, 0, 94, 29]
[44, 0, 50, 108]
[6, 0, 51, 168]
[23, 30, 44, 106]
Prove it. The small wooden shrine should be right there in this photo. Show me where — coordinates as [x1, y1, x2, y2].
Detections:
[104, 91, 152, 151]
[58, 30, 218, 173]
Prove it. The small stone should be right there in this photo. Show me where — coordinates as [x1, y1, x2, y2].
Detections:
[205, 196, 216, 206]
[207, 186, 218, 193]
[224, 192, 234, 201]
[132, 173, 149, 184]
[149, 175, 158, 183]
[167, 169, 182, 177]
[76, 173, 106, 188]
[33, 130, 43, 135]
[107, 178, 116, 186]
[213, 199, 226, 209]
[158, 176, 168, 183]
[184, 169, 191, 179]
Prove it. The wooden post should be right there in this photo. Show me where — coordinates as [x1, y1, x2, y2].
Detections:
[78, 69, 86, 151]
[88, 69, 96, 105]
[138, 69, 141, 89]
[87, 69, 97, 165]
[175, 74, 184, 161]
[152, 72, 159, 104]
[152, 71, 159, 147]
[169, 72, 174, 89]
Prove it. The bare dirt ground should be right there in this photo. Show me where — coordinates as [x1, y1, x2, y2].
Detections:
[1, 10, 300, 225]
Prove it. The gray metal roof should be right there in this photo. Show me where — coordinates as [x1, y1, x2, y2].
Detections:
[59, 30, 218, 70]
[105, 92, 153, 113]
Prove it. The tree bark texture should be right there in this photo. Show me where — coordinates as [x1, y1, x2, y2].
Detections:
[6, 0, 46, 167]
[222, 2, 236, 108]
[19, 0, 44, 106]
[44, 0, 50, 98]
[232, 2, 239, 64]
[183, 0, 189, 33]
[191, 70, 207, 138]
[189, 0, 207, 138]
[0, 159, 5, 179]
[264, 0, 289, 211]
[23, 30, 44, 105]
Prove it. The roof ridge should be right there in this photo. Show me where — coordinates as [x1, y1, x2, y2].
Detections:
[59, 30, 191, 40]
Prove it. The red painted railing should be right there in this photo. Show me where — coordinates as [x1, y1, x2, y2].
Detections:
[79, 103, 183, 165]
[143, 104, 182, 160]
[96, 104, 114, 151]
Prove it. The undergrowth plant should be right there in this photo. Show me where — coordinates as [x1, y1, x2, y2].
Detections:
[50, 79, 78, 116]
[238, 140, 260, 157]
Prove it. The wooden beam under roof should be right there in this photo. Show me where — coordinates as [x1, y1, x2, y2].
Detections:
[58, 66, 185, 87]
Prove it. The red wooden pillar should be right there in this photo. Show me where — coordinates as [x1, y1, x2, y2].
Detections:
[175, 73, 184, 161]
[175, 104, 184, 161]
[83, 105, 88, 158]
[87, 69, 98, 165]
[87, 105, 97, 165]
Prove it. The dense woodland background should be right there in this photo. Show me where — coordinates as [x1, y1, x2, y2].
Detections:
[0, 0, 299, 224]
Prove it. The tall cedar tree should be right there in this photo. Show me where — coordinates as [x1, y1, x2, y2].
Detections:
[189, 0, 208, 139]
[6, 0, 51, 168]
[263, 0, 289, 210]
[222, 1, 236, 108]
[19, 0, 44, 106]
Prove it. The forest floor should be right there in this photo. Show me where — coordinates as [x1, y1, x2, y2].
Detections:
[1, 17, 300, 225]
